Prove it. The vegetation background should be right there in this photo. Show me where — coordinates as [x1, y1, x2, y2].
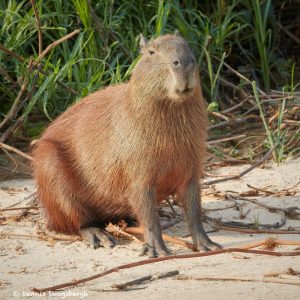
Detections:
[0, 0, 299, 175]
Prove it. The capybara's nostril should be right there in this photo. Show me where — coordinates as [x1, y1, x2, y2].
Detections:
[173, 60, 179, 67]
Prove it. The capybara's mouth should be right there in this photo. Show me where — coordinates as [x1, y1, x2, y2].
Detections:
[175, 87, 193, 96]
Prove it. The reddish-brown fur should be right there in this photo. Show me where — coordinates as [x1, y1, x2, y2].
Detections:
[32, 34, 218, 254]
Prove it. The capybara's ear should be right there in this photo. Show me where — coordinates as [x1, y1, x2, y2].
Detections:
[139, 34, 149, 51]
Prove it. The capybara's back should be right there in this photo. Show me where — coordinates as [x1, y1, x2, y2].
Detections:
[32, 33, 221, 256]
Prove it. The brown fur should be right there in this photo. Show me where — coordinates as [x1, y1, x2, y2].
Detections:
[32, 34, 209, 249]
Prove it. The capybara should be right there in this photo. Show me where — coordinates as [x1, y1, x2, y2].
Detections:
[32, 33, 221, 257]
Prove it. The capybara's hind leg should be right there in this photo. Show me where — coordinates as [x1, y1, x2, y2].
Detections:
[33, 140, 87, 234]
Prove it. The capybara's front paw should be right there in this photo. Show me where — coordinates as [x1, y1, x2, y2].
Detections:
[139, 243, 171, 258]
[196, 240, 222, 252]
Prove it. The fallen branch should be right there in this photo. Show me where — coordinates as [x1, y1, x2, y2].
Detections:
[112, 270, 179, 290]
[204, 214, 286, 230]
[31, 248, 300, 293]
[226, 192, 300, 219]
[204, 146, 273, 185]
[175, 274, 300, 285]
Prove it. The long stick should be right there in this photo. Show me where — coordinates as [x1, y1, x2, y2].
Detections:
[176, 275, 300, 285]
[31, 248, 300, 293]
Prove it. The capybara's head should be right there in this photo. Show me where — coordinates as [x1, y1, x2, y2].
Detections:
[131, 33, 198, 102]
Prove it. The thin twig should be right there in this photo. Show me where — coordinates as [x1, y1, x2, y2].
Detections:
[208, 115, 260, 131]
[211, 225, 300, 234]
[208, 111, 230, 121]
[0, 165, 31, 177]
[0, 65, 17, 86]
[204, 215, 286, 230]
[226, 192, 300, 218]
[31, 248, 300, 293]
[0, 142, 33, 161]
[87, 0, 108, 49]
[30, 0, 43, 56]
[6, 192, 36, 208]
[277, 21, 300, 45]
[0, 206, 38, 212]
[176, 274, 300, 285]
[246, 184, 276, 195]
[0, 61, 31, 130]
[0, 116, 24, 143]
[0, 44, 24, 61]
[204, 146, 273, 185]
[0, 232, 81, 242]
[35, 29, 80, 65]
[220, 59, 267, 97]
[86, 1, 130, 57]
[207, 134, 247, 145]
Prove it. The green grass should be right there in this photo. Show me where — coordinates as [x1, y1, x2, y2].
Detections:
[0, 0, 299, 153]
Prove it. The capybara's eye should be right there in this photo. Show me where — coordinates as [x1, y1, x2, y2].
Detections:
[149, 50, 155, 55]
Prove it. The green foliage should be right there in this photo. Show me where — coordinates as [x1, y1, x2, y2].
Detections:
[0, 0, 298, 141]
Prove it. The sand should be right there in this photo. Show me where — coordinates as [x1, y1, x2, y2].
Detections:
[0, 158, 300, 300]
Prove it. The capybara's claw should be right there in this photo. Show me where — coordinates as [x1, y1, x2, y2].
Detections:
[139, 243, 158, 258]
[80, 227, 116, 249]
[197, 241, 222, 252]
[139, 243, 171, 258]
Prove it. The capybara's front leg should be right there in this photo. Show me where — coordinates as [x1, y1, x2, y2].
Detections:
[134, 187, 170, 258]
[183, 179, 222, 251]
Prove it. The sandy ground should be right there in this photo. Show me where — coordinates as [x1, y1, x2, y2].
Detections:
[0, 158, 300, 300]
